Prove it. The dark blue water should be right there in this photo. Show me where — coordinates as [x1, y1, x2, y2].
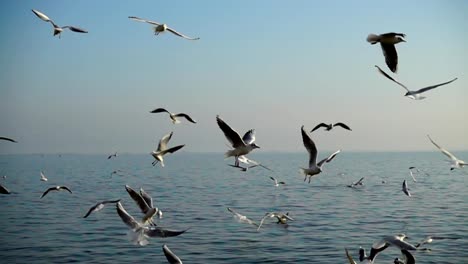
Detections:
[0, 152, 467, 263]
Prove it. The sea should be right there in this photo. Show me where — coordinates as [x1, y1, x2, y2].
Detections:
[0, 152, 467, 263]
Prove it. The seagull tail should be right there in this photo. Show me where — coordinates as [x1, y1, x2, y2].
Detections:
[300, 168, 308, 176]
[128, 229, 149, 246]
[366, 34, 380, 44]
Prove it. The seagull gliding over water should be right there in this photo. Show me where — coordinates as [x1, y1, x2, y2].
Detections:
[150, 108, 197, 124]
[151, 132, 185, 167]
[40, 186, 72, 198]
[427, 135, 466, 170]
[83, 199, 121, 218]
[129, 16, 200, 40]
[32, 9, 88, 38]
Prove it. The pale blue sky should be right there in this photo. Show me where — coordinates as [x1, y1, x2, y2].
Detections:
[0, 0, 467, 154]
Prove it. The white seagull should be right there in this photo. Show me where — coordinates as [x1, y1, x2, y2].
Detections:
[150, 108, 197, 124]
[347, 177, 364, 188]
[32, 9, 88, 38]
[216, 116, 260, 166]
[428, 135, 466, 170]
[402, 180, 411, 197]
[129, 16, 199, 40]
[257, 212, 294, 231]
[228, 155, 272, 172]
[83, 199, 120, 218]
[270, 177, 285, 187]
[125, 185, 161, 224]
[40, 186, 72, 199]
[367, 32, 406, 73]
[163, 244, 183, 264]
[375, 65, 458, 100]
[300, 126, 341, 183]
[40, 171, 48, 182]
[227, 207, 258, 227]
[151, 132, 185, 167]
[360, 234, 421, 264]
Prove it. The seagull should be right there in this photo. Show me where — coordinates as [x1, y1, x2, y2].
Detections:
[300, 126, 341, 183]
[31, 9, 88, 38]
[150, 108, 197, 124]
[151, 132, 185, 167]
[270, 177, 285, 187]
[163, 244, 183, 264]
[125, 185, 161, 225]
[128, 16, 199, 40]
[0, 184, 11, 194]
[375, 65, 458, 100]
[40, 171, 48, 182]
[83, 199, 120, 218]
[360, 234, 416, 264]
[228, 155, 272, 172]
[0, 137, 17, 143]
[257, 212, 294, 231]
[40, 186, 72, 198]
[428, 135, 466, 170]
[107, 152, 117, 159]
[394, 250, 416, 264]
[116, 202, 187, 246]
[344, 248, 357, 264]
[216, 116, 260, 166]
[310, 122, 352, 132]
[367, 32, 406, 73]
[347, 177, 364, 188]
[227, 207, 258, 227]
[402, 180, 411, 197]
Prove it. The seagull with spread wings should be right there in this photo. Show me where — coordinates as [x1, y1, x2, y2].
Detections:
[257, 212, 294, 231]
[367, 32, 406, 73]
[227, 207, 258, 227]
[40, 186, 72, 198]
[150, 108, 197, 124]
[83, 199, 120, 218]
[427, 135, 466, 170]
[129, 16, 199, 40]
[151, 132, 185, 167]
[310, 122, 352, 132]
[32, 9, 88, 38]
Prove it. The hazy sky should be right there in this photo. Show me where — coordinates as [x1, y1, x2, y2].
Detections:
[0, 0, 467, 154]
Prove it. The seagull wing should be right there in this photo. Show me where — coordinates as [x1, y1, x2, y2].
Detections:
[427, 135, 458, 161]
[102, 199, 121, 204]
[166, 27, 200, 40]
[40, 187, 54, 198]
[375, 65, 409, 92]
[257, 213, 274, 231]
[173, 113, 197, 123]
[317, 149, 341, 167]
[83, 203, 101, 218]
[116, 202, 141, 230]
[415, 78, 458, 94]
[380, 43, 399, 73]
[368, 242, 389, 262]
[301, 126, 318, 168]
[345, 248, 357, 264]
[401, 249, 416, 264]
[158, 132, 173, 151]
[216, 116, 245, 148]
[139, 188, 153, 208]
[128, 16, 162, 26]
[381, 32, 406, 38]
[150, 107, 171, 114]
[163, 244, 183, 264]
[145, 227, 188, 238]
[59, 186, 72, 194]
[159, 144, 185, 155]
[31, 9, 51, 22]
[0, 184, 11, 194]
[242, 129, 256, 144]
[125, 185, 151, 214]
[270, 176, 277, 183]
[354, 177, 365, 185]
[310, 123, 329, 132]
[333, 122, 352, 131]
[0, 137, 17, 143]
[62, 26, 88, 33]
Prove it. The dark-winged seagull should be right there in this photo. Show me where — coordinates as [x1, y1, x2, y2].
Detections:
[163, 244, 183, 264]
[270, 177, 285, 187]
[301, 126, 341, 183]
[40, 186, 72, 198]
[394, 249, 416, 264]
[32, 9, 88, 38]
[257, 212, 294, 231]
[310, 122, 352, 132]
[83, 199, 121, 218]
[347, 177, 364, 188]
[216, 116, 260, 166]
[367, 32, 406, 73]
[227, 207, 258, 227]
[107, 152, 117, 159]
[40, 171, 48, 182]
[402, 180, 411, 197]
[0, 137, 17, 143]
[150, 108, 197, 124]
[0, 184, 11, 194]
[151, 132, 185, 167]
[129, 16, 199, 40]
[427, 135, 466, 170]
[375, 65, 458, 100]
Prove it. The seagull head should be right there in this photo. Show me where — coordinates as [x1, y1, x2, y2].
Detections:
[396, 37, 406, 43]
[250, 143, 260, 149]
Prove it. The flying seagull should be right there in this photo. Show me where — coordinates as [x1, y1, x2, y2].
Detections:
[394, 249, 416, 264]
[0, 137, 17, 143]
[128, 16, 199, 40]
[227, 207, 258, 227]
[40, 171, 48, 182]
[427, 135, 466, 170]
[163, 244, 183, 264]
[367, 32, 406, 73]
[310, 122, 352, 132]
[216, 116, 260, 166]
[270, 177, 285, 187]
[359, 234, 420, 264]
[40, 186, 72, 198]
[375, 65, 458, 100]
[31, 9, 88, 38]
[347, 177, 364, 188]
[257, 212, 294, 231]
[228, 155, 272, 172]
[402, 180, 411, 197]
[107, 152, 117, 159]
[151, 132, 185, 167]
[0, 184, 11, 194]
[83, 199, 120, 218]
[300, 126, 341, 183]
[150, 108, 197, 124]
[125, 185, 162, 224]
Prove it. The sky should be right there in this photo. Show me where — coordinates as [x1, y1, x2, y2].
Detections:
[0, 0, 467, 154]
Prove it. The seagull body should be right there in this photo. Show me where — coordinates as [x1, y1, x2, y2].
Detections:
[83, 199, 120, 218]
[151, 132, 185, 167]
[300, 126, 341, 183]
[270, 177, 285, 187]
[129, 16, 199, 40]
[40, 171, 48, 182]
[107, 152, 117, 159]
[216, 116, 260, 166]
[347, 177, 364, 188]
[367, 32, 406, 73]
[0, 184, 11, 194]
[32, 9, 88, 38]
[163, 244, 183, 264]
[257, 212, 293, 231]
[428, 135, 466, 170]
[40, 186, 72, 198]
[402, 180, 411, 197]
[375, 65, 458, 100]
[0, 137, 17, 143]
[150, 108, 197, 124]
[310, 122, 352, 132]
[227, 207, 258, 227]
